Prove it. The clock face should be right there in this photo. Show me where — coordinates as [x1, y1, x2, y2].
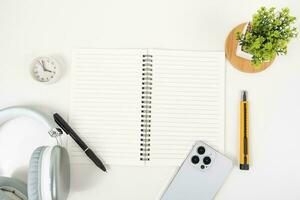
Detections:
[31, 57, 60, 83]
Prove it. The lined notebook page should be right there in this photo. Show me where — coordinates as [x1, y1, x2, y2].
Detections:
[149, 50, 225, 166]
[70, 49, 145, 166]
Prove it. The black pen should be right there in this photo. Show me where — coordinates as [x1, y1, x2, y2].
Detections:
[53, 113, 107, 172]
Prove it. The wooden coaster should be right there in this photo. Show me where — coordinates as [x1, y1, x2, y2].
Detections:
[225, 23, 275, 73]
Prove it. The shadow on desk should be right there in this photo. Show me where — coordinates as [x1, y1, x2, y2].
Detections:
[71, 164, 105, 191]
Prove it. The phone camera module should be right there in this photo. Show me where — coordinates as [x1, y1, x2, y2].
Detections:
[191, 155, 200, 164]
[197, 146, 205, 155]
[203, 156, 211, 165]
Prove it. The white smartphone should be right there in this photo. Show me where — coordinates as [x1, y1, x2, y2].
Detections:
[161, 141, 233, 200]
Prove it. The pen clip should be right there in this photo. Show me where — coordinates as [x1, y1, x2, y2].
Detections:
[48, 127, 63, 138]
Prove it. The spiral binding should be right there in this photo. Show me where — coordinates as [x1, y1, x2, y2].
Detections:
[140, 54, 153, 161]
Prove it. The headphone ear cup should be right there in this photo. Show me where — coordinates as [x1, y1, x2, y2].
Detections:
[27, 146, 70, 200]
[27, 146, 46, 200]
[0, 176, 27, 200]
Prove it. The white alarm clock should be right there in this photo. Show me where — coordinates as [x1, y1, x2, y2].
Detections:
[31, 56, 61, 83]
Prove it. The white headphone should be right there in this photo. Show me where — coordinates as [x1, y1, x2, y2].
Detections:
[0, 106, 70, 200]
[0, 106, 62, 137]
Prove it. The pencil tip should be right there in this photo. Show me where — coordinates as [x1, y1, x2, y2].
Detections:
[241, 90, 247, 101]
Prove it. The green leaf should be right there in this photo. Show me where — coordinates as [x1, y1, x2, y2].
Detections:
[236, 6, 298, 67]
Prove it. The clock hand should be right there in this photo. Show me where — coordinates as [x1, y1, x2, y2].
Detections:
[41, 60, 54, 73]
[38, 60, 44, 68]
[44, 68, 53, 73]
[40, 60, 47, 71]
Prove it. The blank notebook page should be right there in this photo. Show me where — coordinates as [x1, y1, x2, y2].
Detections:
[70, 49, 145, 166]
[149, 50, 225, 166]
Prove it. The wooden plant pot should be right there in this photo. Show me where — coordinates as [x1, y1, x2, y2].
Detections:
[225, 23, 275, 73]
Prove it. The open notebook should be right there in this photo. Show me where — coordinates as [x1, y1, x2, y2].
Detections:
[70, 49, 225, 166]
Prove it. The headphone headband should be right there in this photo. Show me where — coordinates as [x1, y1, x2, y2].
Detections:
[0, 106, 62, 138]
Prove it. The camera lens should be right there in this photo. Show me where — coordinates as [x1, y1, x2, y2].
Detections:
[197, 146, 205, 155]
[200, 165, 205, 169]
[191, 156, 200, 164]
[203, 156, 211, 165]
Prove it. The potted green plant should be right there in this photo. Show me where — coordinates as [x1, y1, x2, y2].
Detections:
[236, 7, 298, 66]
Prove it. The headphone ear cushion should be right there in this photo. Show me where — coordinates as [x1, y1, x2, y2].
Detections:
[0, 190, 14, 200]
[0, 176, 27, 200]
[27, 146, 46, 200]
[50, 146, 70, 200]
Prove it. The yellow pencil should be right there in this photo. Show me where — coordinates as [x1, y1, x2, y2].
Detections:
[240, 91, 249, 170]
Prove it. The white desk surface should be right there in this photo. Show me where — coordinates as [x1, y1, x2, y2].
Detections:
[0, 0, 300, 199]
